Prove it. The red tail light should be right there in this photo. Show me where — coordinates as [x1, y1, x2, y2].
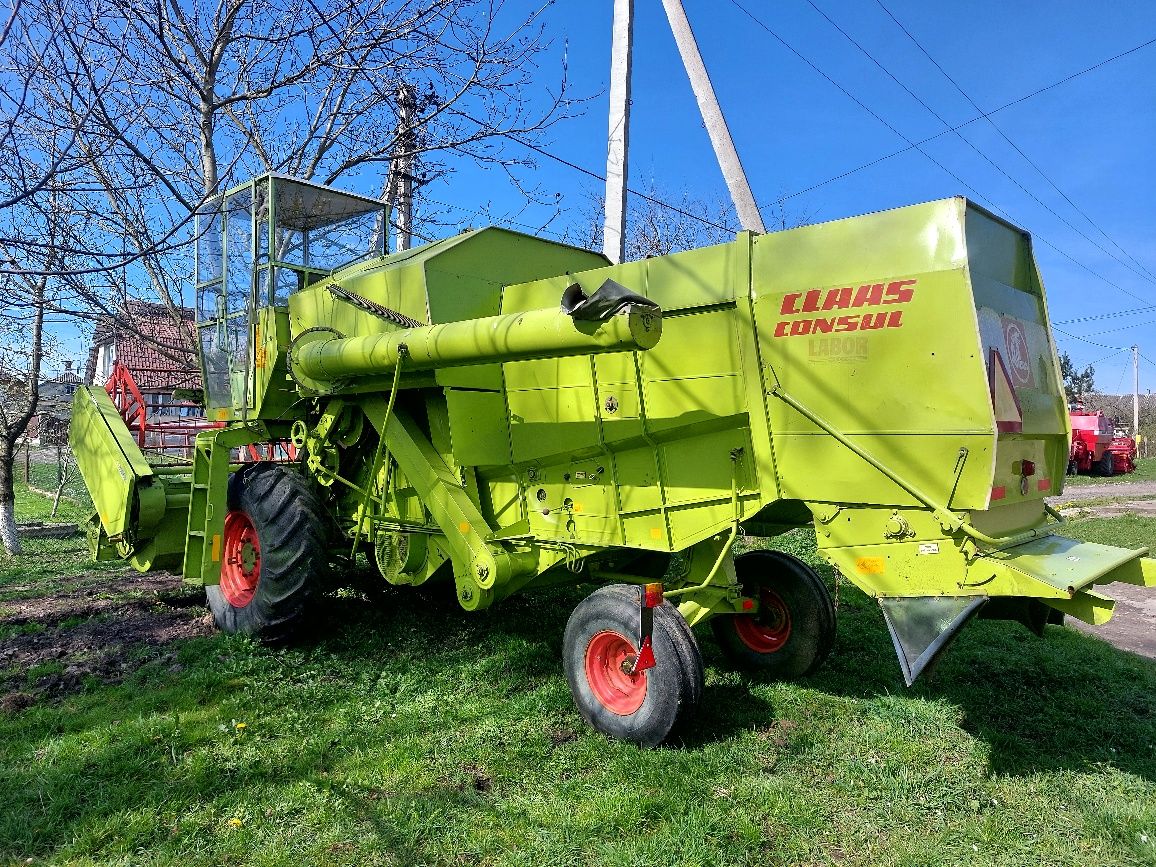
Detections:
[643, 582, 664, 608]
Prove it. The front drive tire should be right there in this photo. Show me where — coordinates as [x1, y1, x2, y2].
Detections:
[712, 550, 836, 677]
[563, 584, 703, 747]
[206, 464, 327, 642]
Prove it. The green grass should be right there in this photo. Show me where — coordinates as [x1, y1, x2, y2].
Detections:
[1056, 512, 1156, 551]
[1062, 456, 1156, 487]
[1, 498, 1154, 865]
[14, 468, 94, 525]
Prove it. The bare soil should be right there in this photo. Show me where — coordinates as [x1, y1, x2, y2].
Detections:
[0, 571, 213, 711]
[1051, 479, 1156, 505]
[1068, 581, 1156, 658]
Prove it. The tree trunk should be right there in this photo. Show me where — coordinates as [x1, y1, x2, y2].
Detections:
[51, 447, 63, 518]
[0, 446, 20, 555]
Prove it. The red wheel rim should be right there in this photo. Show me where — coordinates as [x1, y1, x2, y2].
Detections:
[734, 588, 792, 653]
[584, 630, 647, 715]
[220, 510, 261, 608]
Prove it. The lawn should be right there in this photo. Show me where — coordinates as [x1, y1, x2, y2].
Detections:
[0, 490, 1154, 866]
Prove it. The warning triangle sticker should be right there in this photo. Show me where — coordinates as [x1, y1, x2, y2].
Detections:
[989, 348, 1023, 433]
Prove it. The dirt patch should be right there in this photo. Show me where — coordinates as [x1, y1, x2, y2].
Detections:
[1068, 581, 1156, 659]
[0, 571, 214, 710]
[1058, 499, 1156, 519]
[1050, 479, 1156, 505]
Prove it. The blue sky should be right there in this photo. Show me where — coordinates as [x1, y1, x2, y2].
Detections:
[433, 0, 1156, 393]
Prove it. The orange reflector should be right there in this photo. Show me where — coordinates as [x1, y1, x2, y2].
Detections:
[1038, 478, 1051, 492]
[643, 582, 664, 608]
[741, 598, 755, 611]
[991, 486, 1007, 501]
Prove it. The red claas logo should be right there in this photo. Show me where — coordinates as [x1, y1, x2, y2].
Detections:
[1002, 317, 1034, 387]
[773, 279, 917, 338]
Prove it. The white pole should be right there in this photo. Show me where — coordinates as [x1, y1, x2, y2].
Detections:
[603, 0, 634, 264]
[660, 0, 766, 233]
[1133, 344, 1140, 438]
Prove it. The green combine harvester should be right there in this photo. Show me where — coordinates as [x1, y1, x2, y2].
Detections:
[72, 175, 1156, 745]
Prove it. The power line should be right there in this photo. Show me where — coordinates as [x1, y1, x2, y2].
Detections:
[769, 27, 1156, 204]
[453, 110, 740, 235]
[1054, 305, 1156, 325]
[1084, 318, 1156, 337]
[802, 0, 1156, 291]
[1085, 348, 1128, 368]
[725, 0, 1154, 306]
[874, 0, 1156, 286]
[1052, 324, 1131, 351]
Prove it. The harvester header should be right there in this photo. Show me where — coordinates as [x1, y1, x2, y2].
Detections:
[70, 174, 1156, 746]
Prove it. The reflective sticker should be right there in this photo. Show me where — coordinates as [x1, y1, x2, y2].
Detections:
[211, 533, 221, 563]
[649, 527, 662, 539]
[457, 521, 469, 534]
[918, 542, 940, 555]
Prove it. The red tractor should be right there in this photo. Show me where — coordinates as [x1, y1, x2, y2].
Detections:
[1068, 406, 1136, 476]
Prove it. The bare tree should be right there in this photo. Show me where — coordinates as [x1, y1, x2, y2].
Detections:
[0, 194, 75, 553]
[565, 184, 816, 261]
[12, 0, 574, 304]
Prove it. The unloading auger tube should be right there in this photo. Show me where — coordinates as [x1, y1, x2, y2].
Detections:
[289, 283, 662, 387]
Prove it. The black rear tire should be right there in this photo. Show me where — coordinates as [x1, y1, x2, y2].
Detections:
[1099, 450, 1115, 476]
[563, 584, 702, 747]
[206, 464, 327, 642]
[711, 550, 836, 677]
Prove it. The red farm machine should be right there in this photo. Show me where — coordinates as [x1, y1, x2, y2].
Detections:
[1067, 406, 1136, 476]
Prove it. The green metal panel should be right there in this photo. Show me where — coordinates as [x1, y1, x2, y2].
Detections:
[70, 386, 161, 539]
[446, 389, 511, 466]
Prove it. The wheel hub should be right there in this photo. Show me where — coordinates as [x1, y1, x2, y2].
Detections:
[734, 587, 792, 653]
[585, 630, 648, 715]
[220, 510, 261, 608]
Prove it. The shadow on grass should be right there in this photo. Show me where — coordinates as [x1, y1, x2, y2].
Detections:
[801, 591, 1156, 781]
[305, 576, 1156, 779]
[3, 570, 1153, 861]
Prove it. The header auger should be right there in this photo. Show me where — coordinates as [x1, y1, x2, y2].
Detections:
[71, 174, 1156, 746]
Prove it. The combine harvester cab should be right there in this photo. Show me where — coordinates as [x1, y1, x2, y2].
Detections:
[69, 177, 1155, 746]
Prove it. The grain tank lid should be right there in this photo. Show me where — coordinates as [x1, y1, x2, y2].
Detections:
[561, 279, 658, 321]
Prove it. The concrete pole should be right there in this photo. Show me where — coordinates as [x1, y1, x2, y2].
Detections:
[396, 83, 416, 252]
[660, 0, 766, 234]
[1133, 344, 1140, 438]
[603, 0, 634, 264]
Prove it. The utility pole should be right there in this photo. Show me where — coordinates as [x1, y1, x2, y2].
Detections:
[659, 0, 766, 233]
[1133, 344, 1140, 438]
[395, 83, 417, 252]
[603, 0, 634, 265]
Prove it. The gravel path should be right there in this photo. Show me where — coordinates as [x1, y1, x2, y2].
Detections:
[1050, 479, 1156, 503]
[1042, 479, 1156, 659]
